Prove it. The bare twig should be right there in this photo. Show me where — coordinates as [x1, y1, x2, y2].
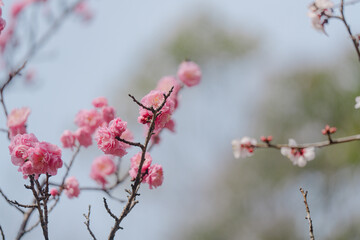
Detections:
[0, 188, 25, 214]
[103, 198, 119, 221]
[300, 188, 315, 240]
[0, 62, 27, 118]
[83, 206, 97, 240]
[0, 225, 5, 240]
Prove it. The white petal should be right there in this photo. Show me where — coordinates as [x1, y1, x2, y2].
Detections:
[304, 147, 315, 161]
[288, 139, 297, 147]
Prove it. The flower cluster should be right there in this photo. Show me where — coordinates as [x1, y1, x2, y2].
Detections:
[90, 155, 116, 187]
[232, 137, 257, 159]
[280, 139, 315, 167]
[60, 96, 119, 149]
[129, 152, 163, 189]
[308, 0, 334, 33]
[7, 107, 31, 138]
[95, 118, 132, 157]
[138, 61, 201, 140]
[9, 133, 63, 178]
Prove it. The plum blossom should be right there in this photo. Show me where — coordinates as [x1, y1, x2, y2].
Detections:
[9, 133, 63, 178]
[355, 96, 360, 109]
[156, 76, 181, 109]
[308, 0, 333, 33]
[108, 118, 127, 137]
[90, 155, 116, 187]
[231, 137, 257, 159]
[50, 188, 59, 197]
[75, 127, 92, 147]
[74, 109, 103, 134]
[92, 96, 108, 108]
[138, 90, 175, 133]
[7, 107, 31, 138]
[64, 176, 80, 199]
[101, 106, 116, 124]
[95, 126, 128, 157]
[177, 61, 202, 87]
[129, 152, 152, 179]
[0, 8, 5, 35]
[60, 130, 76, 149]
[280, 139, 315, 167]
[74, 1, 93, 22]
[144, 164, 164, 189]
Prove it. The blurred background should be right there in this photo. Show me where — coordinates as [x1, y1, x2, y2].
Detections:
[1, 0, 360, 239]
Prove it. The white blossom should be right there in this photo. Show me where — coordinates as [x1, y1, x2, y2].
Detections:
[355, 96, 360, 109]
[232, 137, 257, 159]
[280, 139, 315, 167]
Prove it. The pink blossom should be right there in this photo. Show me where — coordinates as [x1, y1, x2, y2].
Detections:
[177, 61, 202, 87]
[9, 134, 63, 177]
[307, 3, 332, 34]
[74, 109, 103, 134]
[92, 96, 108, 108]
[50, 188, 59, 197]
[90, 155, 116, 187]
[74, 1, 93, 22]
[64, 176, 80, 199]
[95, 127, 127, 157]
[0, 1, 4, 7]
[119, 129, 134, 149]
[108, 118, 127, 137]
[75, 127, 92, 147]
[101, 106, 116, 124]
[231, 137, 257, 159]
[129, 152, 152, 179]
[0, 23, 14, 53]
[0, 8, 5, 35]
[144, 164, 164, 189]
[7, 107, 31, 128]
[156, 76, 181, 108]
[138, 90, 175, 133]
[60, 130, 76, 149]
[280, 139, 316, 167]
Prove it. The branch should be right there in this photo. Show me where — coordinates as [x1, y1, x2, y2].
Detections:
[254, 133, 360, 150]
[0, 225, 5, 240]
[0, 188, 25, 214]
[83, 206, 97, 240]
[300, 188, 315, 240]
[0, 62, 27, 118]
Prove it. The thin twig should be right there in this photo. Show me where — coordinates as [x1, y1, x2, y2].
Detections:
[300, 188, 315, 240]
[83, 206, 97, 240]
[0, 188, 25, 214]
[253, 133, 360, 150]
[0, 225, 5, 240]
[103, 198, 119, 221]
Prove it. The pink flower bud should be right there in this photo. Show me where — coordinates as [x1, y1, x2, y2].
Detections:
[177, 61, 201, 87]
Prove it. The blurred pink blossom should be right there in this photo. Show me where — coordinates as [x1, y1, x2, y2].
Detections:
[75, 127, 92, 147]
[90, 155, 116, 187]
[60, 130, 76, 149]
[129, 152, 152, 179]
[177, 61, 201, 87]
[92, 96, 108, 108]
[144, 164, 163, 189]
[64, 176, 80, 199]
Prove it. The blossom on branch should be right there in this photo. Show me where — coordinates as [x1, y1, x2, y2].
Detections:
[129, 152, 152, 180]
[144, 164, 164, 189]
[7, 107, 31, 138]
[64, 176, 80, 199]
[60, 130, 76, 149]
[231, 137, 257, 159]
[280, 139, 315, 167]
[90, 155, 116, 187]
[308, 0, 333, 34]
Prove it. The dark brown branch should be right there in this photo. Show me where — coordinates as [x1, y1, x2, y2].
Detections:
[107, 88, 173, 240]
[128, 94, 153, 111]
[300, 188, 315, 240]
[103, 198, 119, 222]
[115, 136, 144, 150]
[0, 225, 5, 240]
[0, 188, 25, 214]
[83, 206, 97, 240]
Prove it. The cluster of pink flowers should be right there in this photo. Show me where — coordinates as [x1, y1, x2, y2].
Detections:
[64, 176, 80, 199]
[60, 96, 118, 149]
[280, 139, 315, 167]
[9, 133, 63, 178]
[129, 152, 163, 189]
[308, 0, 334, 33]
[138, 61, 201, 140]
[90, 155, 116, 187]
[7, 107, 31, 138]
[95, 117, 132, 157]
[231, 137, 257, 159]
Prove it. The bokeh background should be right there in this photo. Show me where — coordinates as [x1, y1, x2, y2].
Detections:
[1, 0, 360, 239]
